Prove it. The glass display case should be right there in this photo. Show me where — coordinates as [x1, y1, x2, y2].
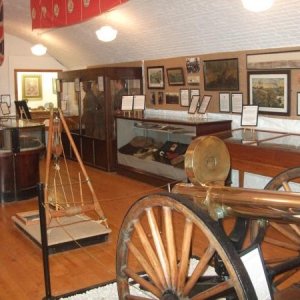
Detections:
[116, 115, 232, 184]
[219, 128, 300, 187]
[0, 118, 45, 202]
[57, 67, 143, 171]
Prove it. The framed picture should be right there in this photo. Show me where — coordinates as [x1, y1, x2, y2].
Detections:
[166, 68, 185, 86]
[22, 74, 43, 99]
[1, 94, 11, 107]
[241, 105, 258, 127]
[56, 79, 61, 93]
[203, 58, 239, 91]
[165, 92, 179, 104]
[0, 102, 10, 115]
[297, 93, 300, 116]
[147, 66, 164, 89]
[158, 91, 164, 104]
[180, 89, 189, 107]
[248, 70, 290, 115]
[231, 93, 243, 113]
[198, 95, 212, 114]
[15, 100, 31, 119]
[186, 57, 200, 73]
[219, 92, 230, 112]
[188, 95, 200, 114]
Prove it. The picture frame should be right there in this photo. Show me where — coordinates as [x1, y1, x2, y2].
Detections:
[158, 91, 164, 104]
[121, 95, 134, 111]
[15, 100, 31, 119]
[74, 78, 81, 92]
[165, 92, 179, 104]
[56, 79, 61, 93]
[188, 95, 200, 114]
[297, 92, 300, 116]
[133, 95, 145, 110]
[180, 89, 189, 107]
[248, 70, 290, 115]
[198, 95, 212, 114]
[241, 105, 258, 127]
[203, 58, 239, 91]
[147, 66, 165, 89]
[231, 93, 243, 113]
[1, 94, 11, 107]
[190, 89, 200, 101]
[166, 67, 185, 86]
[186, 57, 200, 73]
[219, 92, 230, 112]
[22, 74, 43, 100]
[0, 102, 10, 115]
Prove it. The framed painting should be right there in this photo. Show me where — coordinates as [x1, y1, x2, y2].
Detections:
[22, 74, 42, 99]
[203, 58, 239, 91]
[166, 68, 185, 86]
[248, 70, 290, 115]
[147, 66, 164, 89]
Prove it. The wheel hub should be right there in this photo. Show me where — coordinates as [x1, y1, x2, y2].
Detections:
[161, 290, 180, 300]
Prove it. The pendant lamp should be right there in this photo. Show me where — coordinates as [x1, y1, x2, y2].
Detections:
[241, 0, 274, 12]
[31, 43, 47, 56]
[96, 26, 118, 42]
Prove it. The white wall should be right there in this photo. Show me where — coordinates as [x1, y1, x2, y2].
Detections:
[0, 33, 65, 114]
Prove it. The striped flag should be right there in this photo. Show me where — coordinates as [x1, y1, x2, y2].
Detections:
[0, 0, 4, 66]
[31, 0, 128, 29]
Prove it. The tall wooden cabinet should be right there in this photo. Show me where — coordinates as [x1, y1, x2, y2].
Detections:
[57, 67, 143, 171]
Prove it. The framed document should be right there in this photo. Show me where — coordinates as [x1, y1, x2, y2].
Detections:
[133, 95, 145, 110]
[1, 94, 11, 107]
[231, 93, 243, 113]
[188, 95, 200, 114]
[121, 95, 134, 111]
[74, 78, 80, 92]
[198, 95, 212, 114]
[0, 102, 10, 115]
[241, 105, 258, 126]
[219, 92, 230, 112]
[180, 89, 189, 107]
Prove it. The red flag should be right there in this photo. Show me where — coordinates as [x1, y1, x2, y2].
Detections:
[82, 0, 101, 20]
[31, 0, 128, 29]
[53, 0, 67, 27]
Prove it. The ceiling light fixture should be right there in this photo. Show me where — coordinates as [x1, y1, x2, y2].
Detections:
[241, 0, 274, 12]
[31, 43, 47, 56]
[96, 25, 118, 42]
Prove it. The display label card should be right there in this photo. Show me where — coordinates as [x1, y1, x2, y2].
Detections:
[121, 95, 134, 111]
[133, 95, 145, 110]
[241, 105, 258, 126]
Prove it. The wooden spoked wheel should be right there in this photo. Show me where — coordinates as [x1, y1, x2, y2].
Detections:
[116, 193, 256, 299]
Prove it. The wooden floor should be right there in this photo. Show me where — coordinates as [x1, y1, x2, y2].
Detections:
[1, 158, 300, 300]
[0, 159, 161, 300]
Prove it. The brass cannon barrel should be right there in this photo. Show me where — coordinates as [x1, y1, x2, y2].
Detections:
[172, 183, 300, 223]
[176, 135, 300, 223]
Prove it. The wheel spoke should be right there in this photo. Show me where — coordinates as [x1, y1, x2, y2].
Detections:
[282, 181, 291, 191]
[134, 220, 167, 289]
[290, 224, 300, 236]
[127, 241, 164, 291]
[191, 279, 233, 300]
[163, 206, 178, 290]
[146, 207, 171, 288]
[124, 267, 162, 298]
[183, 245, 216, 296]
[270, 222, 300, 245]
[265, 237, 300, 251]
[177, 217, 194, 293]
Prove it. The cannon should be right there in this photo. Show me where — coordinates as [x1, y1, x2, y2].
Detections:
[116, 135, 300, 299]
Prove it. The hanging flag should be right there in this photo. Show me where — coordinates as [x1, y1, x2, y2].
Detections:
[0, 0, 4, 66]
[31, 0, 128, 29]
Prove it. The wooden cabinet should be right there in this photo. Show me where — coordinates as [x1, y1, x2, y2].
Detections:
[116, 115, 231, 185]
[58, 67, 143, 171]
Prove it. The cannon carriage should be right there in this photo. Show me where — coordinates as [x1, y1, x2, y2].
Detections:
[116, 135, 300, 299]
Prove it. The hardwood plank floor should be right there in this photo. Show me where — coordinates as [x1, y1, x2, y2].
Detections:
[1, 158, 300, 299]
[0, 159, 161, 299]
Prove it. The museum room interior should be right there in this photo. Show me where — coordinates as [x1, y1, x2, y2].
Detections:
[2, 0, 300, 299]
